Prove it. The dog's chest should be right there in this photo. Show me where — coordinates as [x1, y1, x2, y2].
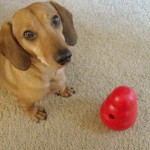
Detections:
[41, 67, 65, 91]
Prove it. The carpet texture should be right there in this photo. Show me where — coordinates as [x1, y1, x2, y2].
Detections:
[0, 0, 150, 149]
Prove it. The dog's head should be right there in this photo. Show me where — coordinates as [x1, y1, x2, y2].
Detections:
[0, 1, 77, 70]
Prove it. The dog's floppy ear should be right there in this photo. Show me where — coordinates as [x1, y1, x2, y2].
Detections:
[0, 22, 31, 71]
[50, 1, 77, 46]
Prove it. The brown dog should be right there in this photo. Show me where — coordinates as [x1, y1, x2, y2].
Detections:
[0, 1, 77, 122]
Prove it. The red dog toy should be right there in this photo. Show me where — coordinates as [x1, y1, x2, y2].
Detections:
[100, 86, 138, 131]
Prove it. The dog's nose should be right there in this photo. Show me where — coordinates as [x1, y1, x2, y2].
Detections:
[54, 49, 72, 65]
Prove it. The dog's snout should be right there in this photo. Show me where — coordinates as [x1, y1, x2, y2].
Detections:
[54, 49, 72, 65]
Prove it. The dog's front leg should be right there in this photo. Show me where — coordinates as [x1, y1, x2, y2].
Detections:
[53, 73, 75, 97]
[17, 94, 47, 122]
[57, 86, 75, 97]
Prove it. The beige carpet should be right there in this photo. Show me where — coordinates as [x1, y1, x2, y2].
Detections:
[0, 0, 150, 149]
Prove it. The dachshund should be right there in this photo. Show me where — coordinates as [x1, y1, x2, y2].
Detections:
[0, 1, 77, 122]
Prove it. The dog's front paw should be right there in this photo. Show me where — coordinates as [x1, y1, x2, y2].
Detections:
[27, 106, 47, 122]
[57, 86, 75, 97]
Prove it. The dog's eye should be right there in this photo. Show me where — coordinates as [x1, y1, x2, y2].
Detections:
[51, 15, 60, 28]
[24, 31, 36, 40]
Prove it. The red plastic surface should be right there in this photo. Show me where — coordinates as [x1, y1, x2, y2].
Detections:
[100, 86, 138, 131]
